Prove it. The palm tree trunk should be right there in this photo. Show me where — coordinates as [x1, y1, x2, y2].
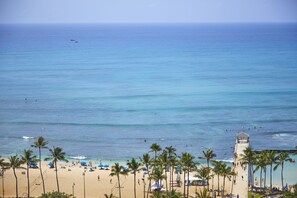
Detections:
[187, 169, 190, 198]
[207, 160, 210, 191]
[171, 166, 174, 190]
[281, 162, 284, 188]
[39, 148, 46, 194]
[260, 167, 262, 188]
[13, 168, 18, 198]
[146, 170, 151, 198]
[165, 171, 168, 193]
[134, 173, 136, 198]
[27, 164, 30, 198]
[217, 175, 220, 196]
[222, 176, 225, 198]
[117, 175, 121, 198]
[183, 171, 186, 198]
[270, 164, 272, 189]
[264, 169, 266, 188]
[2, 172, 5, 198]
[55, 161, 60, 193]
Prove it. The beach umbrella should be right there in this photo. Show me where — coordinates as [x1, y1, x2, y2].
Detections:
[98, 164, 103, 168]
[48, 162, 54, 168]
[103, 164, 109, 168]
[81, 162, 87, 166]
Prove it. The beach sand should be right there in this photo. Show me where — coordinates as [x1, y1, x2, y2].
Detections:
[1, 161, 234, 198]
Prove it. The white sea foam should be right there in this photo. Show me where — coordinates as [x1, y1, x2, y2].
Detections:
[70, 156, 87, 160]
[22, 136, 34, 140]
[217, 158, 233, 163]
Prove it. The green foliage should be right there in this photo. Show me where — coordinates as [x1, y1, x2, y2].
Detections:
[38, 191, 71, 198]
[150, 190, 183, 198]
[248, 192, 262, 198]
[281, 184, 297, 198]
[195, 188, 211, 198]
[104, 193, 115, 198]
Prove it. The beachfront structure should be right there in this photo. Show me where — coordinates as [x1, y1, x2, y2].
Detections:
[236, 132, 249, 143]
[232, 132, 249, 198]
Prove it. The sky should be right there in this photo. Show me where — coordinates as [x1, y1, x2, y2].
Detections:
[0, 0, 297, 24]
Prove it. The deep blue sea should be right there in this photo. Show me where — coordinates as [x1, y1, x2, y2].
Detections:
[0, 24, 297, 163]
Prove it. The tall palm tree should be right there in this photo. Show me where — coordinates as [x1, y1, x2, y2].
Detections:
[199, 149, 216, 191]
[45, 147, 68, 193]
[180, 152, 196, 198]
[8, 155, 24, 198]
[159, 151, 170, 192]
[220, 163, 236, 198]
[21, 149, 37, 198]
[127, 158, 142, 198]
[165, 146, 176, 191]
[110, 163, 128, 198]
[140, 153, 152, 198]
[150, 143, 162, 169]
[31, 136, 48, 194]
[267, 151, 277, 190]
[150, 167, 166, 190]
[212, 160, 224, 196]
[0, 156, 9, 198]
[273, 152, 292, 189]
[196, 167, 211, 190]
[254, 151, 269, 188]
[240, 147, 256, 188]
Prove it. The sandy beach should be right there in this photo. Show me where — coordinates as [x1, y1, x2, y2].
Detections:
[1, 160, 235, 198]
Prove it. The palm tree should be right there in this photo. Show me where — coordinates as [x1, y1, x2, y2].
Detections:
[140, 153, 152, 198]
[110, 163, 128, 198]
[45, 147, 68, 193]
[180, 152, 196, 198]
[31, 136, 48, 194]
[150, 167, 166, 190]
[104, 193, 115, 198]
[196, 167, 211, 190]
[267, 151, 277, 190]
[165, 146, 177, 191]
[8, 155, 24, 198]
[254, 152, 267, 188]
[21, 149, 37, 198]
[195, 188, 211, 198]
[159, 151, 170, 192]
[220, 163, 236, 198]
[127, 158, 142, 198]
[0, 156, 9, 198]
[240, 147, 256, 188]
[212, 160, 224, 196]
[199, 149, 216, 191]
[150, 143, 162, 169]
[273, 152, 292, 189]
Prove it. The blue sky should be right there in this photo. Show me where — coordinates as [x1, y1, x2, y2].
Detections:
[0, 0, 297, 23]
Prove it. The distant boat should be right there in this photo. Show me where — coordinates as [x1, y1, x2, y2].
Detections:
[70, 39, 75, 41]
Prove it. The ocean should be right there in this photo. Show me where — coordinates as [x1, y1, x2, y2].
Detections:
[0, 24, 297, 164]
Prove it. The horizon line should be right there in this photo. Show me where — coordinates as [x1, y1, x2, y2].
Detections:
[1, 21, 297, 25]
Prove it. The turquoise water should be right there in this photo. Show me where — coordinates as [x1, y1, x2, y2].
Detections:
[0, 24, 297, 166]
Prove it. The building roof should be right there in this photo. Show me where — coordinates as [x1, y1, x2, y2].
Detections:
[236, 132, 249, 139]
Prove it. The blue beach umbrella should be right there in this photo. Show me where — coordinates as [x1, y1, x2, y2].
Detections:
[81, 162, 87, 166]
[98, 164, 103, 168]
[103, 164, 109, 168]
[122, 167, 128, 171]
[48, 162, 54, 168]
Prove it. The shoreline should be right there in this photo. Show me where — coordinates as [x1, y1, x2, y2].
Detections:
[1, 154, 296, 197]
